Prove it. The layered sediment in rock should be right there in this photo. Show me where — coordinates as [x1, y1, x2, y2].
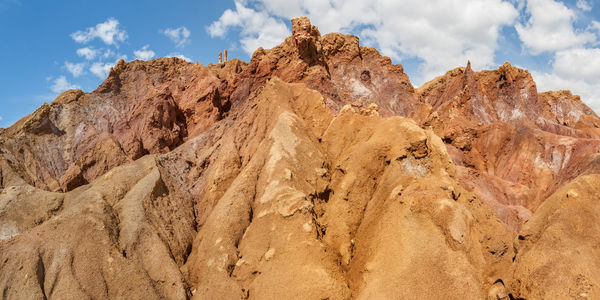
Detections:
[418, 62, 600, 229]
[0, 58, 247, 192]
[1, 17, 600, 299]
[1, 78, 515, 299]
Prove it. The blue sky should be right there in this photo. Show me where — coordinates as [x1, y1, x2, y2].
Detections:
[1, 0, 599, 128]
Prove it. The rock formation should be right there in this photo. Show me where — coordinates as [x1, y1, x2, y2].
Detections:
[1, 16, 599, 299]
[418, 62, 600, 229]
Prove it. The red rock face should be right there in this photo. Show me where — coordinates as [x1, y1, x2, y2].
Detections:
[0, 58, 246, 191]
[229, 16, 428, 122]
[418, 62, 600, 229]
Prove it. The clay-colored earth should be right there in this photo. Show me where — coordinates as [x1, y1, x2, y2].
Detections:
[1, 17, 599, 299]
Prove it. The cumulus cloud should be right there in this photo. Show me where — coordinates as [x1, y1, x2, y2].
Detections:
[160, 26, 191, 47]
[576, 0, 592, 11]
[358, 0, 518, 80]
[166, 53, 192, 62]
[208, 1, 291, 54]
[71, 18, 128, 46]
[533, 71, 600, 113]
[209, 0, 518, 82]
[64, 62, 86, 77]
[50, 76, 80, 93]
[134, 45, 156, 60]
[76, 47, 99, 60]
[511, 0, 600, 112]
[532, 47, 600, 112]
[100, 49, 127, 60]
[515, 0, 596, 54]
[553, 48, 600, 83]
[90, 62, 115, 79]
[590, 21, 600, 35]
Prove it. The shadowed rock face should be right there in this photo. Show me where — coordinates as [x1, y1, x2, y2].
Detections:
[1, 16, 600, 299]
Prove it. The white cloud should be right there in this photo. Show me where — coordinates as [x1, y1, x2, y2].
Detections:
[99, 48, 127, 60]
[167, 53, 192, 62]
[553, 48, 600, 84]
[76, 47, 99, 60]
[208, 1, 291, 54]
[360, 0, 518, 80]
[71, 18, 128, 46]
[511, 0, 600, 114]
[103, 48, 115, 58]
[590, 21, 600, 35]
[160, 26, 191, 47]
[64, 62, 85, 77]
[576, 0, 592, 11]
[532, 47, 600, 113]
[50, 76, 80, 93]
[90, 62, 115, 79]
[533, 71, 600, 113]
[134, 45, 155, 60]
[515, 0, 596, 54]
[0, 116, 3, 121]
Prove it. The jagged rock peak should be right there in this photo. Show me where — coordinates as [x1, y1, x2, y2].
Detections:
[237, 16, 422, 120]
[289, 16, 325, 62]
[495, 61, 532, 83]
[291, 16, 321, 47]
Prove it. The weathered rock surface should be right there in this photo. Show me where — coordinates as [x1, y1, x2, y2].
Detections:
[0, 58, 246, 192]
[1, 16, 599, 299]
[508, 174, 600, 299]
[0, 78, 514, 299]
[1, 156, 196, 299]
[418, 62, 600, 229]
